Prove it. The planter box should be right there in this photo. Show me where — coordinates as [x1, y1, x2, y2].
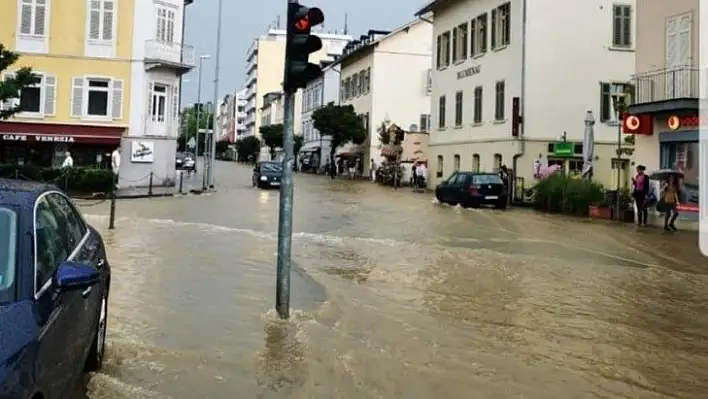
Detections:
[589, 205, 613, 219]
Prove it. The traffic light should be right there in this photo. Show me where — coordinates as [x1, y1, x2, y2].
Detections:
[283, 2, 324, 91]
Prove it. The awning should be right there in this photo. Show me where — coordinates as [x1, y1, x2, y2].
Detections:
[0, 121, 124, 144]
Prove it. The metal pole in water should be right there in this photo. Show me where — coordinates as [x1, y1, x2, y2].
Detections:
[276, 89, 295, 319]
[208, 0, 224, 189]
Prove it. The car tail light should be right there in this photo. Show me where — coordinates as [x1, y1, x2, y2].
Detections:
[468, 185, 479, 195]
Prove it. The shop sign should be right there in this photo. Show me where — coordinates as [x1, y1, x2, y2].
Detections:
[456, 65, 481, 79]
[667, 114, 708, 130]
[1, 134, 74, 142]
[552, 142, 574, 157]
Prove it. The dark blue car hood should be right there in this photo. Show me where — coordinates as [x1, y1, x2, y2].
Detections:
[0, 301, 37, 369]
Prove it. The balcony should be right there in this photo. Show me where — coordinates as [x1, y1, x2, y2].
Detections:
[629, 66, 701, 114]
[144, 40, 196, 75]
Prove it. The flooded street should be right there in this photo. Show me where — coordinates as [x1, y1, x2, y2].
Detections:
[77, 162, 708, 398]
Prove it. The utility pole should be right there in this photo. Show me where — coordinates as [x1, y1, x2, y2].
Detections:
[207, 0, 224, 188]
[276, 0, 324, 319]
[195, 55, 209, 160]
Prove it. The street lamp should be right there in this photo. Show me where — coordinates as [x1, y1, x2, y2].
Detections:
[195, 54, 210, 160]
[207, 0, 224, 189]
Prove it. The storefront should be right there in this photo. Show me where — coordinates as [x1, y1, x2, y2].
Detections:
[0, 122, 124, 168]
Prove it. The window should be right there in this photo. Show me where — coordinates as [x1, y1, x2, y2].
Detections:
[491, 3, 511, 49]
[471, 13, 488, 56]
[71, 77, 123, 119]
[47, 193, 87, 250]
[473, 86, 483, 123]
[453, 154, 460, 171]
[34, 196, 69, 292]
[495, 81, 505, 120]
[436, 155, 443, 177]
[352, 73, 359, 97]
[151, 83, 168, 122]
[454, 91, 463, 126]
[438, 95, 446, 128]
[420, 114, 431, 132]
[493, 154, 502, 171]
[452, 23, 468, 62]
[612, 4, 632, 48]
[436, 31, 451, 69]
[18, 0, 48, 36]
[0, 207, 18, 295]
[568, 158, 583, 175]
[661, 142, 699, 207]
[88, 0, 115, 41]
[1, 72, 56, 116]
[156, 6, 176, 43]
[425, 68, 432, 94]
[366, 68, 371, 93]
[600, 82, 629, 122]
[472, 154, 480, 172]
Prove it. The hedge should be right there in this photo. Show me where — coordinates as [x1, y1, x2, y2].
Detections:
[0, 164, 114, 194]
[533, 174, 605, 216]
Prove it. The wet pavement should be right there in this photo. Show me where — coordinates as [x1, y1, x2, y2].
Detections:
[76, 161, 708, 398]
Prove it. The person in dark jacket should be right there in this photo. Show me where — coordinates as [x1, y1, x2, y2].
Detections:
[631, 165, 650, 226]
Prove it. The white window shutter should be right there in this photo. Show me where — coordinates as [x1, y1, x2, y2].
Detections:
[102, 1, 115, 40]
[34, 0, 47, 36]
[171, 86, 179, 123]
[111, 79, 123, 119]
[147, 82, 154, 120]
[89, 1, 101, 39]
[71, 77, 84, 117]
[43, 74, 56, 116]
[20, 1, 32, 35]
[167, 11, 175, 42]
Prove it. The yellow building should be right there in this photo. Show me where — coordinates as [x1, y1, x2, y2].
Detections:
[0, 0, 134, 167]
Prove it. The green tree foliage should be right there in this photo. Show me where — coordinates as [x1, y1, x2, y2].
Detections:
[0, 43, 36, 120]
[177, 105, 214, 155]
[294, 134, 304, 157]
[259, 124, 283, 160]
[377, 122, 390, 145]
[235, 136, 261, 162]
[311, 102, 366, 178]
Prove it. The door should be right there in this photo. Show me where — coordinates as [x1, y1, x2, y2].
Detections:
[447, 173, 469, 204]
[33, 195, 79, 395]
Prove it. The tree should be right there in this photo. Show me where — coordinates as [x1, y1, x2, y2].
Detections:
[177, 105, 214, 155]
[294, 135, 304, 156]
[311, 102, 366, 178]
[235, 136, 261, 163]
[377, 122, 390, 145]
[0, 43, 36, 120]
[259, 124, 283, 160]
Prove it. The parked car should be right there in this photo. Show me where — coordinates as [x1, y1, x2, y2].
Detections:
[435, 172, 507, 209]
[0, 179, 111, 397]
[252, 161, 283, 188]
[176, 152, 196, 172]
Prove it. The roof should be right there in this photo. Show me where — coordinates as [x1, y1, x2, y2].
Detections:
[331, 18, 425, 67]
[0, 178, 55, 206]
[415, 0, 451, 16]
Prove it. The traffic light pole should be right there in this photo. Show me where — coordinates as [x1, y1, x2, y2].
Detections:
[275, 89, 296, 319]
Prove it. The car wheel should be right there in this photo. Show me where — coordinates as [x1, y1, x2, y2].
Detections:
[84, 288, 108, 372]
[435, 193, 445, 204]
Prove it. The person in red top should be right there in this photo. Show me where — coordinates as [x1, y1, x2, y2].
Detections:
[631, 165, 650, 226]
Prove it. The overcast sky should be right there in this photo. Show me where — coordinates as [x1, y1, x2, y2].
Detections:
[180, 0, 424, 106]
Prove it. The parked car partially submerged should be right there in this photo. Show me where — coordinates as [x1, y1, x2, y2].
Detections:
[435, 172, 508, 209]
[0, 179, 111, 397]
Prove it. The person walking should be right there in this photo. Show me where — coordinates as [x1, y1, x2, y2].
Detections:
[415, 162, 427, 189]
[111, 146, 121, 188]
[660, 175, 680, 231]
[631, 165, 649, 226]
[61, 151, 73, 168]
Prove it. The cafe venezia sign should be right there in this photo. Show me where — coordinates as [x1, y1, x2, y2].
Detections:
[1, 134, 74, 143]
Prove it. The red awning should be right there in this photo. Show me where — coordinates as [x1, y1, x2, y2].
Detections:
[0, 121, 124, 145]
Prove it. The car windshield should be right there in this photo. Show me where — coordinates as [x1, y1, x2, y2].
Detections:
[0, 206, 18, 302]
[473, 174, 504, 184]
[261, 163, 282, 173]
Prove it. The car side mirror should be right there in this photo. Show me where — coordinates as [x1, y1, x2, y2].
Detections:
[55, 261, 100, 291]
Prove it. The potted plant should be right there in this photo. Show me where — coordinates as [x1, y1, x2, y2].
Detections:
[589, 199, 613, 219]
[617, 187, 634, 223]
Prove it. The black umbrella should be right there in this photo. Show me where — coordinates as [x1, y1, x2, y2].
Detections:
[648, 169, 684, 180]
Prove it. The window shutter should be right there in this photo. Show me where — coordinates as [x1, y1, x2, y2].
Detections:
[452, 28, 458, 62]
[147, 82, 154, 120]
[167, 10, 175, 43]
[172, 86, 179, 123]
[89, 1, 101, 39]
[600, 83, 610, 121]
[102, 1, 115, 40]
[491, 9, 497, 49]
[111, 79, 123, 119]
[34, 0, 47, 35]
[612, 6, 622, 46]
[436, 35, 441, 68]
[71, 77, 84, 117]
[20, 1, 32, 34]
[43, 75, 56, 116]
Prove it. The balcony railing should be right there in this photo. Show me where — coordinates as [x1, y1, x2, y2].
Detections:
[145, 40, 196, 68]
[632, 66, 700, 104]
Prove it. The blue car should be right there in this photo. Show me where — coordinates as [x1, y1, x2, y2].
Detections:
[0, 179, 111, 397]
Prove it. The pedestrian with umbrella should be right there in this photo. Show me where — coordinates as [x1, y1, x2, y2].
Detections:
[650, 169, 684, 231]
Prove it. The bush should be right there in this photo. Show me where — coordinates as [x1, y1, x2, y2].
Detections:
[0, 164, 114, 194]
[533, 174, 605, 216]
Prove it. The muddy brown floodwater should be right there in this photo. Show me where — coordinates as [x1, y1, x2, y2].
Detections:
[74, 162, 708, 398]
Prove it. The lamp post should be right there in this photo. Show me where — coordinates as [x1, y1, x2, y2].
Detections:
[207, 0, 224, 188]
[195, 55, 210, 159]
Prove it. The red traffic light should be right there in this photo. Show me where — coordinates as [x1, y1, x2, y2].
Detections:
[293, 7, 323, 32]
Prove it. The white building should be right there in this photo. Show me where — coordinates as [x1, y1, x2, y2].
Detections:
[122, 0, 195, 187]
[334, 21, 433, 175]
[299, 61, 341, 171]
[244, 28, 350, 139]
[416, 0, 636, 191]
[234, 88, 248, 139]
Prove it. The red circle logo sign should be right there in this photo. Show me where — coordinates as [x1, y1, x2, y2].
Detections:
[625, 115, 640, 131]
[668, 115, 680, 130]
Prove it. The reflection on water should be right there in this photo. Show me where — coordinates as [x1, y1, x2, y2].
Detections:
[77, 170, 708, 398]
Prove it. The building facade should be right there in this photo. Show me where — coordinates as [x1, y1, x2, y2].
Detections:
[122, 0, 195, 187]
[244, 28, 350, 140]
[0, 0, 136, 168]
[335, 21, 433, 175]
[417, 0, 635, 192]
[299, 62, 340, 171]
[234, 88, 247, 139]
[627, 0, 699, 220]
